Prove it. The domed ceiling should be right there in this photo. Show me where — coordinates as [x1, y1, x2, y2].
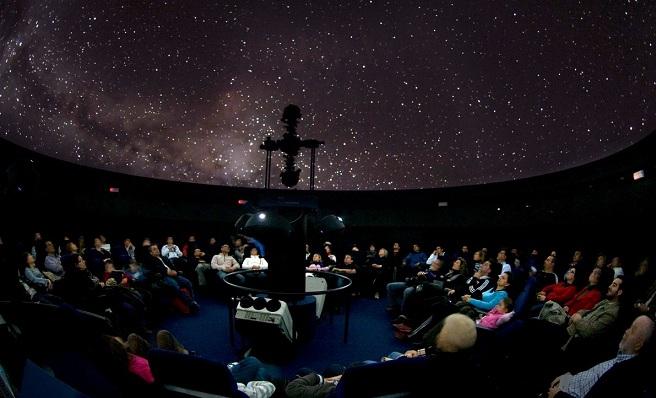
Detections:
[0, 1, 654, 190]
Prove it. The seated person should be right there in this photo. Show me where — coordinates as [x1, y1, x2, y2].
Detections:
[286, 313, 478, 398]
[102, 259, 129, 286]
[189, 248, 211, 287]
[210, 243, 240, 280]
[241, 247, 268, 270]
[463, 259, 495, 300]
[331, 254, 359, 291]
[530, 268, 578, 316]
[23, 253, 53, 292]
[477, 297, 514, 330]
[461, 271, 511, 313]
[545, 315, 654, 398]
[306, 253, 330, 272]
[386, 259, 443, 315]
[44, 240, 65, 278]
[143, 244, 200, 313]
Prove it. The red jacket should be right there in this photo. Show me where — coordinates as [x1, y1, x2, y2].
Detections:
[541, 282, 578, 304]
[564, 286, 602, 315]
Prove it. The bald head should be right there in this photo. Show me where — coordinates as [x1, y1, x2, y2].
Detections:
[619, 315, 655, 355]
[436, 314, 477, 352]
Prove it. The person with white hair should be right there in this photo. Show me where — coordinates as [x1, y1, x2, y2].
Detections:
[546, 315, 655, 398]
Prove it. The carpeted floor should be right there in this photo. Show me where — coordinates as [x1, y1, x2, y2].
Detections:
[158, 293, 410, 378]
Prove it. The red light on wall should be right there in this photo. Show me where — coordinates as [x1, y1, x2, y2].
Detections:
[109, 187, 120, 193]
[237, 199, 248, 205]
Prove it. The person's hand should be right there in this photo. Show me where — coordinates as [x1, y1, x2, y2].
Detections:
[569, 313, 582, 324]
[99, 282, 106, 288]
[537, 293, 546, 302]
[547, 375, 561, 398]
[167, 269, 178, 277]
[563, 306, 569, 313]
[417, 271, 426, 276]
[373, 263, 382, 269]
[324, 375, 342, 385]
[462, 295, 471, 302]
[447, 289, 455, 296]
[404, 350, 419, 358]
[635, 302, 649, 313]
[252, 264, 260, 270]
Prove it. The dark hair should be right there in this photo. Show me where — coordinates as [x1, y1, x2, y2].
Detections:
[501, 297, 514, 312]
[100, 335, 129, 373]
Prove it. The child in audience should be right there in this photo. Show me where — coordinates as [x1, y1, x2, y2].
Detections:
[477, 297, 514, 329]
[102, 259, 129, 286]
[125, 260, 146, 283]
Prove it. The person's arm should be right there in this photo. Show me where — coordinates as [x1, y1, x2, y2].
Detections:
[426, 253, 437, 265]
[285, 373, 335, 398]
[174, 245, 183, 257]
[570, 305, 619, 338]
[161, 246, 170, 258]
[24, 267, 49, 287]
[259, 258, 268, 270]
[468, 291, 507, 311]
[548, 285, 577, 304]
[241, 258, 253, 270]
[210, 255, 221, 270]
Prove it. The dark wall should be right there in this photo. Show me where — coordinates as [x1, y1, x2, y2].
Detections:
[1, 133, 654, 261]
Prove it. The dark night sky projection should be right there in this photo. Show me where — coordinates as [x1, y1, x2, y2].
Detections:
[0, 1, 654, 190]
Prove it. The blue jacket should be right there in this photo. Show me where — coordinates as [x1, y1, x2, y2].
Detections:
[468, 289, 508, 311]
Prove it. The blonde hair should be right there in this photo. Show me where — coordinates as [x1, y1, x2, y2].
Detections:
[436, 314, 477, 352]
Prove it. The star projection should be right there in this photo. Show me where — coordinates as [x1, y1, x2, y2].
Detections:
[0, 1, 654, 190]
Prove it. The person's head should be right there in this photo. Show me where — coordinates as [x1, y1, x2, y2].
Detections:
[210, 237, 217, 245]
[618, 315, 655, 355]
[100, 335, 129, 370]
[104, 259, 116, 272]
[369, 244, 376, 252]
[250, 247, 259, 257]
[452, 257, 468, 274]
[221, 243, 231, 254]
[543, 255, 555, 272]
[497, 272, 511, 290]
[166, 236, 174, 245]
[496, 297, 514, 314]
[588, 267, 602, 285]
[429, 259, 443, 272]
[193, 248, 204, 259]
[233, 237, 241, 247]
[344, 254, 353, 265]
[94, 237, 102, 249]
[149, 244, 160, 257]
[461, 245, 469, 254]
[497, 249, 507, 263]
[67, 242, 78, 254]
[479, 260, 492, 276]
[531, 249, 538, 256]
[34, 232, 42, 241]
[188, 235, 196, 243]
[636, 258, 649, 276]
[435, 246, 444, 255]
[610, 256, 622, 268]
[124, 238, 132, 247]
[595, 254, 607, 268]
[128, 261, 141, 273]
[412, 243, 420, 252]
[378, 248, 389, 258]
[393, 242, 400, 250]
[435, 314, 477, 352]
[324, 245, 332, 254]
[312, 253, 322, 263]
[45, 240, 56, 254]
[73, 254, 86, 271]
[473, 251, 482, 262]
[24, 252, 35, 267]
[606, 277, 624, 301]
[142, 238, 151, 247]
[572, 250, 582, 262]
[564, 268, 577, 284]
[99, 234, 107, 243]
